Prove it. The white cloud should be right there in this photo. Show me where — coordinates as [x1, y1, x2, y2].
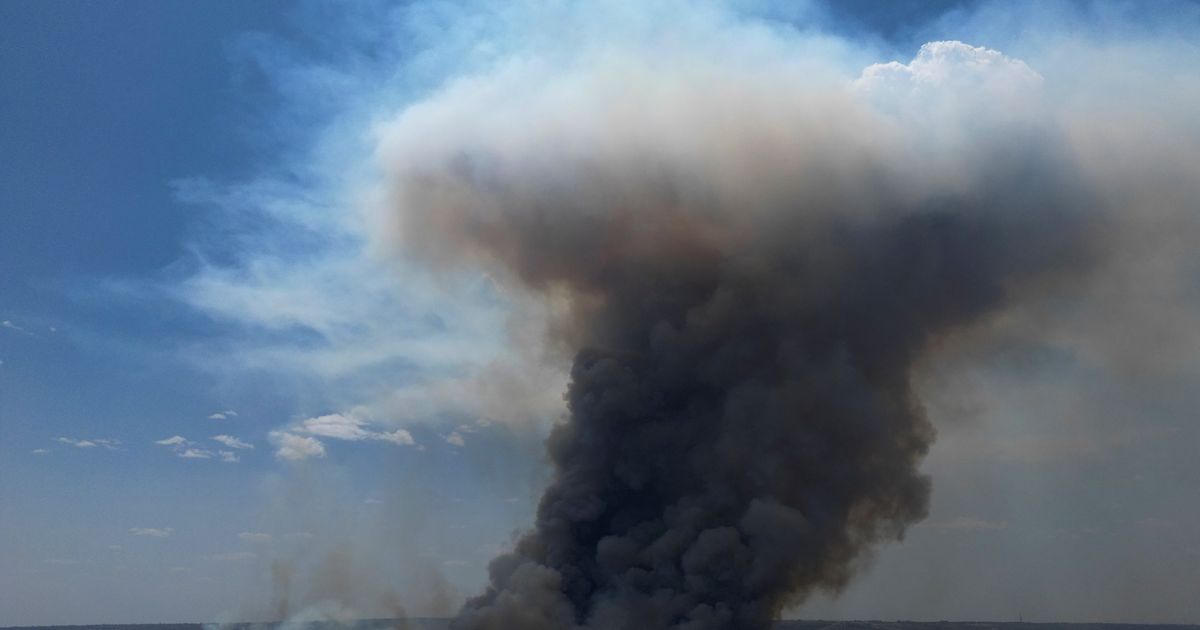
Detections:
[211, 434, 254, 449]
[445, 431, 466, 447]
[57, 437, 119, 450]
[270, 431, 326, 461]
[219, 450, 240, 463]
[208, 410, 238, 420]
[285, 408, 420, 449]
[156, 435, 225, 460]
[857, 40, 1041, 98]
[854, 40, 1044, 151]
[130, 527, 173, 538]
[237, 532, 273, 543]
[377, 428, 415, 446]
[31, 448, 49, 454]
[160, 13, 579, 460]
[300, 412, 374, 441]
[2, 320, 34, 336]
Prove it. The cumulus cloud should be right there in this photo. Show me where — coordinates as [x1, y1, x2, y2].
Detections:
[208, 410, 238, 420]
[154, 435, 215, 459]
[129, 527, 173, 538]
[57, 437, 119, 449]
[270, 405, 420, 458]
[153, 435, 235, 460]
[376, 429, 415, 446]
[857, 40, 1042, 95]
[299, 412, 375, 441]
[276, 408, 419, 452]
[211, 434, 254, 449]
[270, 431, 326, 461]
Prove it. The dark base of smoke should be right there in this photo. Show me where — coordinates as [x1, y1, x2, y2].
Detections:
[6, 621, 1198, 630]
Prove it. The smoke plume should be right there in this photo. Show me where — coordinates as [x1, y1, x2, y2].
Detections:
[371, 16, 1126, 630]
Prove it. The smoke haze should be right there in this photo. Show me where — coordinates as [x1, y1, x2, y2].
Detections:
[365, 8, 1176, 626]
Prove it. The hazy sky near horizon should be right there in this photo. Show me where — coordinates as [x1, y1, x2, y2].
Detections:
[2, 0, 1199, 626]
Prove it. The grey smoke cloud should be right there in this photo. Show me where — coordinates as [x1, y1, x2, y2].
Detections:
[365, 20, 1163, 626]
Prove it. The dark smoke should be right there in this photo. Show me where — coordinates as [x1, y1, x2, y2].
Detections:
[376, 39, 1104, 630]
[451, 184, 1093, 630]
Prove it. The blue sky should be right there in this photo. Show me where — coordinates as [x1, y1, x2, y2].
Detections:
[2, 0, 1200, 626]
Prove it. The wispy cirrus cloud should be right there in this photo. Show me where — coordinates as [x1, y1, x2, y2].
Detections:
[56, 437, 119, 450]
[155, 435, 241, 462]
[2, 319, 35, 336]
[129, 527, 173, 538]
[162, 20, 568, 454]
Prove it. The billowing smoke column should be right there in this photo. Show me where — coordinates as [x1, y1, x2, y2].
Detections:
[375, 34, 1101, 630]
